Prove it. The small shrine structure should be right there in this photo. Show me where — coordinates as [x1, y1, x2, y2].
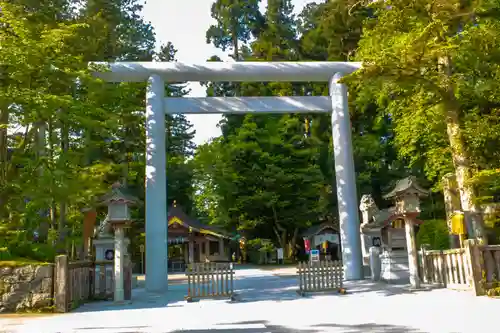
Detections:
[167, 201, 231, 272]
[302, 222, 341, 261]
[359, 176, 428, 287]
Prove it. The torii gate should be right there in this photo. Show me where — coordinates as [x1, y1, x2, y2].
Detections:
[93, 61, 364, 292]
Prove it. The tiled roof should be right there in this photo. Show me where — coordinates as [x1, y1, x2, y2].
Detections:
[383, 176, 429, 199]
[301, 222, 337, 237]
[168, 204, 231, 239]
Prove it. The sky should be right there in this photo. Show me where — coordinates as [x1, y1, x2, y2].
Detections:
[141, 0, 315, 146]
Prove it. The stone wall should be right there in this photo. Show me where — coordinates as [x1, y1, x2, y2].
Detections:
[0, 264, 54, 313]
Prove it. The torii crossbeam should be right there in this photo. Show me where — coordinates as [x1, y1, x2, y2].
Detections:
[92, 61, 364, 292]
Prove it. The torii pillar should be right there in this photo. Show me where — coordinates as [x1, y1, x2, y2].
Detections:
[145, 74, 168, 292]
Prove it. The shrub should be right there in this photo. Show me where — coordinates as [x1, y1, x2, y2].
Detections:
[416, 219, 450, 250]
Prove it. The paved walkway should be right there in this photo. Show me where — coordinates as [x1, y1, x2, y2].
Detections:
[1, 268, 499, 333]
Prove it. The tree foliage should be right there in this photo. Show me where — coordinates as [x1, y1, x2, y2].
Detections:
[3, 0, 500, 263]
[0, 0, 195, 261]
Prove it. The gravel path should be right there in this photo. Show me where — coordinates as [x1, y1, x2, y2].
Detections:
[1, 267, 499, 333]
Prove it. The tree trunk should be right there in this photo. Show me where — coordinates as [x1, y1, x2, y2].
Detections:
[445, 104, 486, 243]
[0, 104, 8, 186]
[57, 112, 69, 253]
[442, 173, 461, 248]
[271, 204, 287, 250]
[272, 225, 285, 249]
[281, 231, 287, 258]
[289, 227, 299, 260]
[36, 121, 50, 241]
[47, 118, 58, 237]
[232, 25, 239, 61]
[441, 55, 486, 243]
[0, 102, 9, 218]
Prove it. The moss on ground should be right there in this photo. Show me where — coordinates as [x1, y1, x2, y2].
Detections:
[0, 258, 50, 268]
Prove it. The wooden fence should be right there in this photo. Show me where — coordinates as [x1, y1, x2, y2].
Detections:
[419, 240, 500, 296]
[477, 245, 500, 291]
[420, 247, 471, 291]
[185, 262, 235, 302]
[54, 255, 131, 312]
[296, 260, 344, 296]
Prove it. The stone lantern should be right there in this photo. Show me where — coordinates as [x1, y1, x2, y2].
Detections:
[99, 182, 139, 303]
[383, 176, 429, 289]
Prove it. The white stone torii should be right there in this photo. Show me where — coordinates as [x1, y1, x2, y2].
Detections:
[92, 61, 364, 292]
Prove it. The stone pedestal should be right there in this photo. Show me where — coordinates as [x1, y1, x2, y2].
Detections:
[380, 250, 410, 284]
[113, 226, 125, 303]
[94, 237, 114, 261]
[369, 246, 381, 281]
[93, 237, 130, 298]
[360, 231, 382, 265]
[94, 237, 130, 261]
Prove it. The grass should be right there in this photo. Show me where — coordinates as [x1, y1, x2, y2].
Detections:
[0, 258, 50, 268]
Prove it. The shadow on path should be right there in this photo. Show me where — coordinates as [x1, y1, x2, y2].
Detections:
[72, 269, 442, 314]
[170, 320, 423, 333]
[312, 323, 424, 333]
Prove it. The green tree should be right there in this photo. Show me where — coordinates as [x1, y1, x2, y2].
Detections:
[206, 0, 264, 60]
[349, 0, 500, 241]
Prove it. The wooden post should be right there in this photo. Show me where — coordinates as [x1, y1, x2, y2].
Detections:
[139, 244, 145, 274]
[459, 233, 465, 248]
[82, 209, 97, 258]
[420, 245, 428, 283]
[218, 238, 224, 257]
[55, 255, 69, 313]
[204, 240, 210, 261]
[404, 219, 421, 289]
[183, 243, 189, 264]
[188, 239, 194, 264]
[124, 259, 132, 301]
[464, 239, 484, 296]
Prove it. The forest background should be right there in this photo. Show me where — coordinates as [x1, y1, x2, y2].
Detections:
[1, 0, 500, 264]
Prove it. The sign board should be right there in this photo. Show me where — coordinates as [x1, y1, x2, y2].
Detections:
[105, 249, 114, 260]
[310, 249, 320, 262]
[277, 248, 284, 260]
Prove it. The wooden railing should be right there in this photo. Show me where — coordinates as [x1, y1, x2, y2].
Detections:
[54, 255, 131, 312]
[478, 245, 500, 290]
[67, 260, 94, 309]
[420, 248, 471, 290]
[296, 260, 344, 296]
[55, 256, 93, 312]
[185, 262, 235, 302]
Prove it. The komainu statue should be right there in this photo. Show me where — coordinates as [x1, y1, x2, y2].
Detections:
[359, 194, 393, 230]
